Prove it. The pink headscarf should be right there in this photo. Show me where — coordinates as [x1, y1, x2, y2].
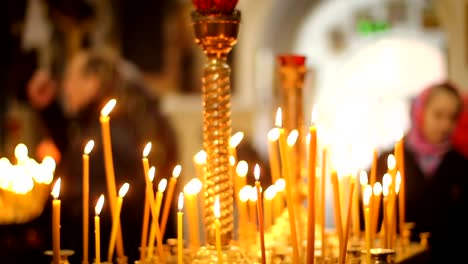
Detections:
[406, 83, 458, 176]
[453, 94, 468, 158]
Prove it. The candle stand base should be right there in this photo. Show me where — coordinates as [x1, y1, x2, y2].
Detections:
[192, 244, 251, 264]
[44, 249, 74, 264]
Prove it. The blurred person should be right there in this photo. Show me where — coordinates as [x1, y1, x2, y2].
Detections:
[453, 93, 468, 158]
[373, 81, 468, 263]
[28, 48, 178, 263]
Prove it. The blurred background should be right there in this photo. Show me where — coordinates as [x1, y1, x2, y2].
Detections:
[0, 0, 467, 185]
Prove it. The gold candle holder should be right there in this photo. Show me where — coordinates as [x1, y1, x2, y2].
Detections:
[190, 7, 251, 264]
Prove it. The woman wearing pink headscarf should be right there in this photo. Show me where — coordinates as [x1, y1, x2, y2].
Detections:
[373, 81, 468, 263]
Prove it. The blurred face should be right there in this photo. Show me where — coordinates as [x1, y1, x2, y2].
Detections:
[62, 53, 99, 115]
[422, 90, 460, 144]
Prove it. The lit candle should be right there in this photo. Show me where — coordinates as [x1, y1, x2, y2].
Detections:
[273, 178, 285, 219]
[214, 196, 223, 264]
[254, 164, 266, 264]
[387, 156, 397, 249]
[320, 147, 328, 257]
[267, 128, 281, 183]
[229, 131, 244, 162]
[83, 140, 94, 264]
[177, 193, 184, 264]
[193, 150, 207, 221]
[355, 171, 368, 238]
[393, 172, 402, 248]
[331, 170, 343, 259]
[235, 160, 248, 203]
[286, 129, 299, 195]
[94, 195, 105, 264]
[275, 107, 300, 264]
[340, 179, 355, 264]
[382, 174, 391, 248]
[108, 183, 129, 262]
[363, 185, 373, 264]
[146, 167, 164, 260]
[161, 164, 181, 239]
[371, 182, 382, 246]
[307, 105, 318, 264]
[183, 178, 203, 249]
[263, 185, 276, 230]
[140, 142, 152, 260]
[238, 186, 250, 243]
[51, 178, 61, 264]
[247, 186, 257, 227]
[395, 134, 406, 237]
[99, 99, 124, 257]
[147, 178, 167, 254]
[370, 148, 378, 185]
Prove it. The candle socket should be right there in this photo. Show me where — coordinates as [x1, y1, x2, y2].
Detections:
[45, 249, 74, 264]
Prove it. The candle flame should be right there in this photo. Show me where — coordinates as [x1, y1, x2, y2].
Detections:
[267, 128, 280, 141]
[158, 178, 168, 192]
[101, 99, 116, 117]
[148, 166, 156, 182]
[395, 181, 401, 194]
[286, 129, 299, 146]
[229, 156, 236, 166]
[373, 182, 382, 196]
[387, 154, 396, 171]
[42, 156, 56, 172]
[248, 187, 258, 202]
[229, 131, 244, 148]
[275, 178, 286, 192]
[359, 171, 368, 186]
[239, 186, 251, 202]
[236, 160, 248, 177]
[14, 143, 28, 161]
[395, 171, 402, 186]
[214, 196, 221, 219]
[306, 133, 311, 144]
[143, 142, 152, 157]
[172, 165, 182, 178]
[382, 173, 392, 187]
[363, 185, 372, 206]
[254, 164, 260, 181]
[51, 178, 61, 199]
[183, 178, 202, 195]
[264, 185, 277, 200]
[275, 107, 282, 127]
[311, 104, 318, 124]
[382, 183, 389, 197]
[194, 150, 207, 164]
[95, 194, 105, 215]
[178, 192, 184, 211]
[118, 183, 129, 197]
[84, 140, 95, 155]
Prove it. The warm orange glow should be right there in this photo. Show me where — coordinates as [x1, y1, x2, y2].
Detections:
[359, 171, 368, 186]
[264, 185, 277, 201]
[267, 128, 280, 141]
[84, 140, 95, 155]
[395, 171, 402, 186]
[275, 107, 283, 127]
[275, 178, 286, 192]
[194, 150, 207, 164]
[236, 160, 248, 177]
[254, 164, 260, 181]
[51, 178, 61, 199]
[14, 143, 28, 161]
[387, 154, 396, 171]
[382, 173, 392, 188]
[101, 99, 116, 117]
[229, 132, 244, 148]
[311, 104, 318, 124]
[248, 187, 258, 202]
[363, 185, 372, 207]
[172, 165, 182, 178]
[373, 182, 382, 196]
[214, 196, 221, 219]
[95, 194, 105, 215]
[143, 142, 152, 158]
[42, 156, 56, 172]
[286, 129, 299, 146]
[148, 166, 156, 182]
[183, 178, 202, 195]
[158, 178, 168, 192]
[118, 183, 129, 197]
[178, 192, 184, 211]
[229, 156, 236, 166]
[239, 186, 251, 202]
[382, 183, 389, 197]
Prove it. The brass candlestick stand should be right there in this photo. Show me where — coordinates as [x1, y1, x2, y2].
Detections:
[191, 8, 250, 264]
